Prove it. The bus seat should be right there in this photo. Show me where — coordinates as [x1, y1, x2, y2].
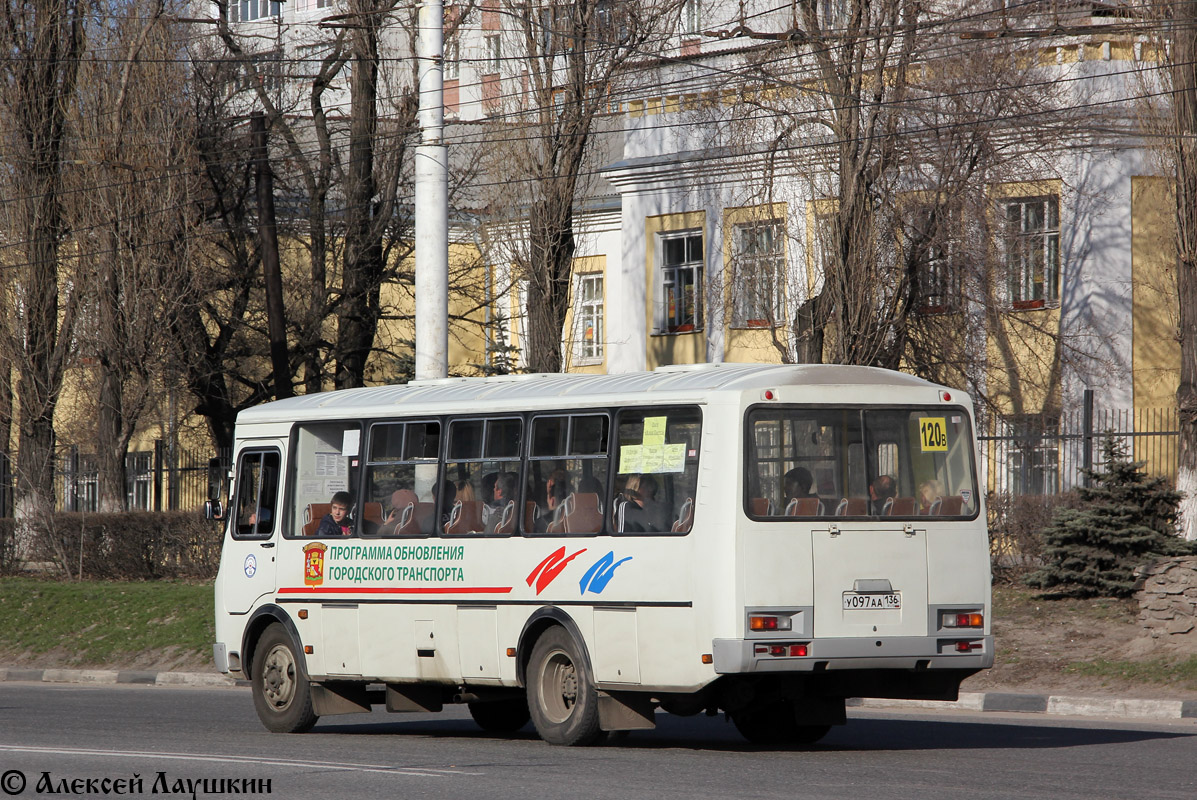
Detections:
[524, 501, 540, 532]
[836, 497, 868, 516]
[445, 500, 485, 534]
[303, 502, 332, 536]
[938, 496, 965, 515]
[785, 497, 824, 516]
[494, 501, 517, 534]
[749, 497, 771, 516]
[545, 499, 570, 534]
[563, 492, 603, 534]
[887, 497, 916, 515]
[671, 497, 694, 532]
[397, 502, 434, 535]
[362, 501, 384, 525]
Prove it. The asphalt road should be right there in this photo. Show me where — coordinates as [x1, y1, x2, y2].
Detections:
[0, 683, 1194, 800]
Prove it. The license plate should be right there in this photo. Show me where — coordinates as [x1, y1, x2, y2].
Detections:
[842, 592, 901, 610]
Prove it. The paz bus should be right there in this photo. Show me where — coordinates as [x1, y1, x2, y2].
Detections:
[211, 363, 992, 745]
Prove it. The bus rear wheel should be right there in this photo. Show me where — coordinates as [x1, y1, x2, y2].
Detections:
[251, 623, 318, 734]
[731, 701, 830, 746]
[468, 696, 531, 732]
[526, 627, 602, 746]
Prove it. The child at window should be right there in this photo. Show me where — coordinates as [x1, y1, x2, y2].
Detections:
[316, 491, 354, 537]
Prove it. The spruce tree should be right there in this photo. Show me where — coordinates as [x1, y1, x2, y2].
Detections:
[1025, 436, 1192, 597]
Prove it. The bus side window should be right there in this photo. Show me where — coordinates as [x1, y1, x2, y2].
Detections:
[233, 451, 279, 538]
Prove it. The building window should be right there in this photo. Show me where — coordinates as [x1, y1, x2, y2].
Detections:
[731, 220, 784, 328]
[1004, 195, 1059, 309]
[577, 273, 604, 361]
[230, 0, 281, 22]
[660, 232, 703, 333]
[683, 0, 702, 35]
[1003, 414, 1060, 495]
[484, 34, 501, 74]
[444, 39, 460, 80]
[911, 205, 960, 314]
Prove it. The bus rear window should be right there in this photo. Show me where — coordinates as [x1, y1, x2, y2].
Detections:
[746, 406, 978, 520]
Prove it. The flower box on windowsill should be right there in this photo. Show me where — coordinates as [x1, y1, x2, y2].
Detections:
[667, 323, 696, 334]
[1012, 299, 1046, 311]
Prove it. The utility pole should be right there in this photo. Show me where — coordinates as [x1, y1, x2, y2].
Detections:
[415, 0, 449, 380]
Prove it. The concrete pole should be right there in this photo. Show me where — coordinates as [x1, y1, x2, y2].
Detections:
[415, 0, 449, 380]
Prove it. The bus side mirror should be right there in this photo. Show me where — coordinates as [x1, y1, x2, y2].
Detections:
[206, 457, 225, 519]
[208, 457, 224, 501]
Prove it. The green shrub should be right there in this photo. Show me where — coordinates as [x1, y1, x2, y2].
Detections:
[1025, 436, 1192, 597]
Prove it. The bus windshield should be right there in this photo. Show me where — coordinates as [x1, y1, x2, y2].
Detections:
[746, 405, 978, 519]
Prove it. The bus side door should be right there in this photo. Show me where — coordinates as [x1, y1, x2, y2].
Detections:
[221, 445, 283, 614]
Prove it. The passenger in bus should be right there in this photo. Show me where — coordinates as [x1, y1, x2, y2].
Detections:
[783, 467, 816, 501]
[620, 474, 667, 532]
[918, 479, 945, 514]
[438, 480, 458, 527]
[537, 470, 572, 532]
[456, 479, 476, 503]
[484, 472, 519, 532]
[315, 491, 354, 537]
[868, 475, 896, 515]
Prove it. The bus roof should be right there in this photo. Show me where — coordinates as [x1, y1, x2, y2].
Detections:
[236, 363, 955, 426]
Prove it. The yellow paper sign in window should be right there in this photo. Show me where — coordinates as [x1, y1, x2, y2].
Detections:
[643, 416, 667, 446]
[919, 417, 948, 452]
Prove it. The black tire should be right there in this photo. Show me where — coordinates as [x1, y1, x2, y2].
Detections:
[731, 701, 830, 746]
[468, 696, 531, 732]
[525, 627, 602, 746]
[251, 623, 318, 733]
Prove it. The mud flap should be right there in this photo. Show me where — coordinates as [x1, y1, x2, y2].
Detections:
[310, 682, 371, 716]
[598, 691, 656, 731]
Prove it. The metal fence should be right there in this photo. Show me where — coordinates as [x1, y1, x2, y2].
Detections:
[0, 443, 228, 517]
[980, 390, 1179, 496]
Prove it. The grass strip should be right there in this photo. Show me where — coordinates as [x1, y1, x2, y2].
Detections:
[0, 577, 213, 667]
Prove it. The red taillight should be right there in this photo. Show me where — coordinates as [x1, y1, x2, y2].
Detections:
[955, 641, 982, 652]
[943, 611, 984, 629]
[941, 391, 952, 402]
[749, 614, 791, 631]
[790, 644, 808, 657]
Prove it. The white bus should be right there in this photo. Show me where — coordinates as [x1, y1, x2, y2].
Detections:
[212, 363, 992, 745]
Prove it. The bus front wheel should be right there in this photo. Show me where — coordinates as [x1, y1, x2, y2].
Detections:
[526, 627, 602, 746]
[251, 623, 318, 734]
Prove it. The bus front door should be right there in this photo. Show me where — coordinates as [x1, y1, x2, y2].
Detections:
[221, 446, 283, 615]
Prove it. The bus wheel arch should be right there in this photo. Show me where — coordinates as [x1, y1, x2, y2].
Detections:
[514, 607, 592, 689]
[241, 605, 306, 682]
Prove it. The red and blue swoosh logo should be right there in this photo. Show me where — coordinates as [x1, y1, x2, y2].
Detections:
[526, 547, 632, 596]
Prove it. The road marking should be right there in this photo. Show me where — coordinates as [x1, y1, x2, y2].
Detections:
[0, 745, 478, 778]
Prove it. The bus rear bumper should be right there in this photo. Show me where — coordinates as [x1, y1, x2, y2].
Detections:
[712, 635, 994, 674]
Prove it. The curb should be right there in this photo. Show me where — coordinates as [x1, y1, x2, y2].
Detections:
[2, 669, 1195, 722]
[0, 667, 247, 688]
[849, 691, 1197, 721]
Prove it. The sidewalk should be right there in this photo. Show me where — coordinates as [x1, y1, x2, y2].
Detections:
[3, 666, 1195, 722]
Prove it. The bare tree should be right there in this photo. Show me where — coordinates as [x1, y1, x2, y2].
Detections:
[68, 2, 199, 511]
[480, 0, 682, 372]
[0, 1, 87, 535]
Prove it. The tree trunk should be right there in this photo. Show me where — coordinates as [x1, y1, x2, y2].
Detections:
[253, 112, 292, 399]
[1174, 0, 1197, 540]
[336, 1, 383, 390]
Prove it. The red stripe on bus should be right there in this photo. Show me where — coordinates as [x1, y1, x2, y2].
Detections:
[277, 586, 513, 594]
